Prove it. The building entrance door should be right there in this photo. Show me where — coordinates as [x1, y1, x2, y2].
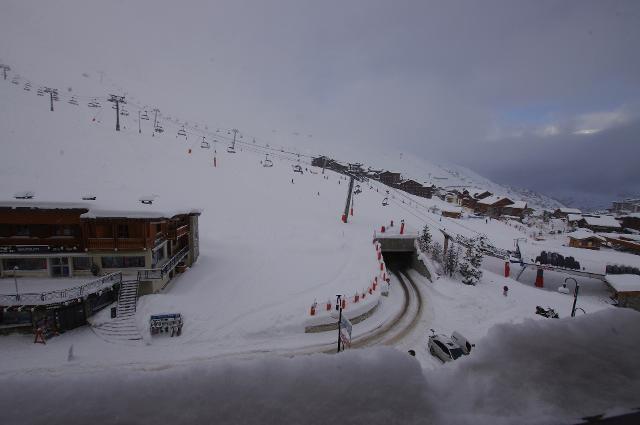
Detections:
[51, 257, 70, 277]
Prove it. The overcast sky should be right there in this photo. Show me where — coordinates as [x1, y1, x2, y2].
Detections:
[1, 0, 639, 208]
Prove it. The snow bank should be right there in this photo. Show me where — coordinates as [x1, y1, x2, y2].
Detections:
[427, 308, 640, 425]
[2, 309, 638, 425]
[0, 348, 434, 425]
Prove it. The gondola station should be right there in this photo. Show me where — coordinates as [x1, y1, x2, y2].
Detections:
[0, 192, 201, 335]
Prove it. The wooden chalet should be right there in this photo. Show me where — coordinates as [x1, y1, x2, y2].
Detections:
[397, 179, 433, 198]
[475, 196, 514, 217]
[0, 198, 201, 295]
[553, 208, 582, 219]
[501, 201, 528, 218]
[566, 229, 605, 250]
[577, 215, 621, 233]
[618, 213, 640, 231]
[378, 171, 402, 186]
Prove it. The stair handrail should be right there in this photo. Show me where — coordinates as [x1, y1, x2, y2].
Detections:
[0, 272, 122, 307]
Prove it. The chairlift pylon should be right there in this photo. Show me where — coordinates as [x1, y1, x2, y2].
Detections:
[263, 154, 273, 167]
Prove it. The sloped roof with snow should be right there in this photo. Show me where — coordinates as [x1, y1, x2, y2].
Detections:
[605, 274, 640, 292]
[567, 213, 583, 222]
[558, 207, 582, 214]
[0, 196, 201, 219]
[566, 229, 605, 241]
[506, 201, 527, 209]
[582, 215, 621, 228]
[477, 195, 512, 206]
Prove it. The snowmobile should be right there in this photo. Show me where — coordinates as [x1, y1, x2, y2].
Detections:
[535, 306, 559, 319]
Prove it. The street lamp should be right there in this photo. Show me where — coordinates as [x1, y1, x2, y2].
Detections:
[13, 266, 19, 301]
[565, 277, 579, 317]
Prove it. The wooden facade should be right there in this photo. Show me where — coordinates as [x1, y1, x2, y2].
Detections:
[568, 236, 603, 250]
[0, 205, 199, 280]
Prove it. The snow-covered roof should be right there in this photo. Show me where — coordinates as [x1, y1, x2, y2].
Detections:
[506, 201, 527, 209]
[566, 229, 605, 241]
[599, 233, 640, 242]
[567, 213, 583, 222]
[477, 195, 511, 206]
[558, 208, 582, 214]
[605, 274, 640, 293]
[441, 206, 463, 213]
[0, 197, 201, 219]
[619, 212, 640, 219]
[582, 215, 621, 229]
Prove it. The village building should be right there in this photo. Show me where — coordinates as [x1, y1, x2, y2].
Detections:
[0, 197, 201, 294]
[475, 195, 514, 217]
[577, 215, 622, 233]
[377, 171, 402, 187]
[611, 198, 640, 214]
[566, 213, 583, 228]
[441, 206, 463, 219]
[460, 190, 492, 209]
[501, 201, 528, 218]
[566, 229, 606, 250]
[604, 274, 640, 311]
[600, 233, 640, 255]
[618, 213, 640, 231]
[396, 179, 433, 199]
[553, 207, 582, 219]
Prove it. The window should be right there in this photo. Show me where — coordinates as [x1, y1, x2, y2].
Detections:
[0, 224, 10, 237]
[152, 245, 166, 267]
[15, 225, 30, 237]
[117, 225, 129, 239]
[3, 258, 47, 270]
[72, 257, 92, 270]
[53, 225, 74, 237]
[101, 256, 145, 269]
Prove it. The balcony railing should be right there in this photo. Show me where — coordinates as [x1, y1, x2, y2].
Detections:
[137, 246, 189, 281]
[175, 225, 189, 239]
[0, 272, 122, 307]
[87, 238, 147, 251]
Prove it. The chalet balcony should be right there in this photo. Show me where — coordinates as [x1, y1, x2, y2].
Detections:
[87, 238, 147, 251]
[168, 225, 189, 240]
[0, 236, 81, 249]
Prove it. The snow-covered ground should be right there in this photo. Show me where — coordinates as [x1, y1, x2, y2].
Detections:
[1, 66, 639, 423]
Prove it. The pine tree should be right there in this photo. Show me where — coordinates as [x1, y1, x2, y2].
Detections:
[444, 245, 460, 277]
[431, 241, 443, 263]
[418, 224, 432, 253]
[459, 236, 484, 285]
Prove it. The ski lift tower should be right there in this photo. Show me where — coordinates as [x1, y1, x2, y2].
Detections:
[230, 128, 239, 150]
[342, 175, 355, 223]
[108, 94, 126, 131]
[0, 64, 10, 80]
[43, 87, 58, 112]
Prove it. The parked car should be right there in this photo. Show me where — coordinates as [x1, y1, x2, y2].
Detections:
[428, 332, 465, 363]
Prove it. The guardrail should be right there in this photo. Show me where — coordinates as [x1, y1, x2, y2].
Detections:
[0, 272, 122, 307]
[137, 246, 189, 281]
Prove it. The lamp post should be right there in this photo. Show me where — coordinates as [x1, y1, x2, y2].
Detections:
[565, 277, 579, 317]
[13, 266, 19, 301]
[336, 294, 343, 353]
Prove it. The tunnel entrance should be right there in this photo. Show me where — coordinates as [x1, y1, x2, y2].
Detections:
[382, 251, 413, 271]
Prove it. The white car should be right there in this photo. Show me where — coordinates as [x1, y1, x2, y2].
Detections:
[428, 330, 472, 362]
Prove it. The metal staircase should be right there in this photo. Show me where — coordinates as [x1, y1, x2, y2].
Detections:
[91, 280, 142, 341]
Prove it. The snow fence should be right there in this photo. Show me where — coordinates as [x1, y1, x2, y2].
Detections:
[304, 240, 389, 333]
